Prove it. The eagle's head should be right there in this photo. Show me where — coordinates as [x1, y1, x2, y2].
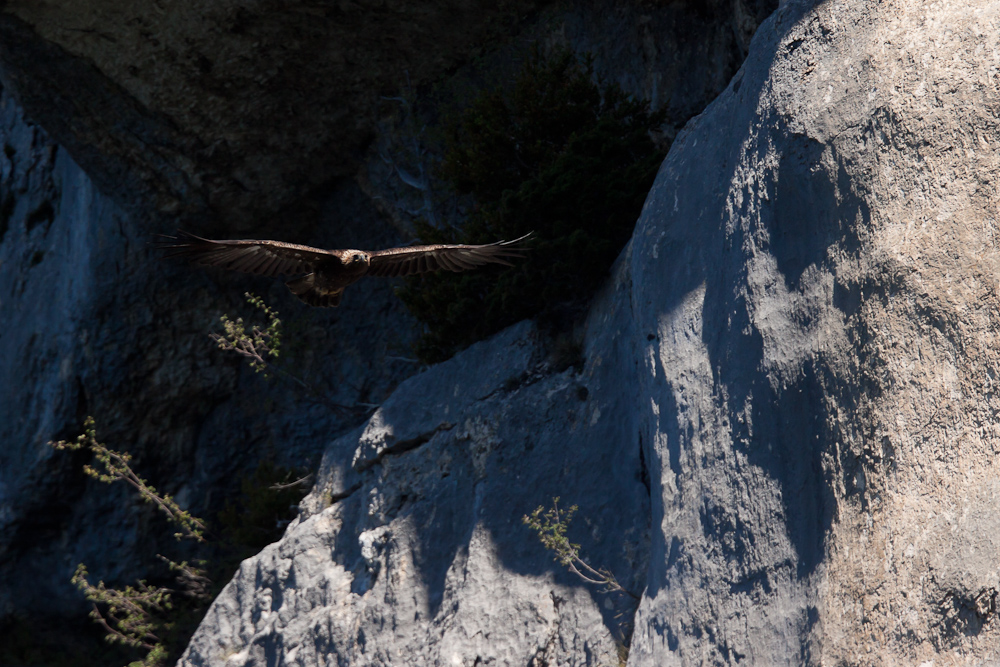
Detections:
[347, 251, 370, 267]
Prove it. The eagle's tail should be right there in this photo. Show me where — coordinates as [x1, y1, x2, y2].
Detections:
[285, 274, 343, 308]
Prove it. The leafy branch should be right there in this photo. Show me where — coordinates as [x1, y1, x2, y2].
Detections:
[210, 292, 281, 374]
[50, 419, 213, 666]
[211, 292, 375, 416]
[71, 564, 169, 652]
[523, 497, 639, 601]
[51, 416, 206, 542]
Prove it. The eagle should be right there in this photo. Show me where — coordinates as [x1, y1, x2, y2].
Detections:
[161, 230, 531, 307]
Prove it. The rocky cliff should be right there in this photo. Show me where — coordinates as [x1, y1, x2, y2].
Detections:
[181, 0, 1000, 664]
[0, 0, 775, 663]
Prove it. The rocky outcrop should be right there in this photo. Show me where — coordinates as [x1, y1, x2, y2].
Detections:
[180, 0, 1000, 664]
[180, 314, 652, 666]
[628, 0, 1000, 662]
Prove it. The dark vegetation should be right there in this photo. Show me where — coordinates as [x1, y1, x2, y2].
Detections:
[399, 49, 668, 362]
[44, 419, 310, 667]
[217, 461, 314, 559]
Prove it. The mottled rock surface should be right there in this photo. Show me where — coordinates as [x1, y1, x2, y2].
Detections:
[0, 0, 778, 652]
[0, 84, 419, 627]
[179, 316, 651, 667]
[629, 0, 1000, 664]
[0, 0, 540, 228]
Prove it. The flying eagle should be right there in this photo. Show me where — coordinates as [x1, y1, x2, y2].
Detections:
[161, 231, 531, 307]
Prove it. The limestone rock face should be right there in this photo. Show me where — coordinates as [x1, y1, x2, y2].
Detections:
[0, 0, 541, 228]
[628, 0, 1000, 663]
[179, 317, 651, 667]
[180, 0, 1000, 664]
[0, 0, 778, 649]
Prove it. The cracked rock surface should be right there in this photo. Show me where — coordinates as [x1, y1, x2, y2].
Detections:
[180, 317, 652, 667]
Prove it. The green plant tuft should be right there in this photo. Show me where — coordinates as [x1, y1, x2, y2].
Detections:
[524, 497, 640, 664]
[400, 48, 667, 362]
[214, 293, 373, 416]
[51, 417, 207, 542]
[212, 292, 282, 375]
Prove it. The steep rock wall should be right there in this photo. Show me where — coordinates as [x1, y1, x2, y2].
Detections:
[0, 84, 419, 627]
[0, 0, 778, 651]
[630, 0, 1000, 663]
[180, 279, 651, 666]
[0, 0, 541, 228]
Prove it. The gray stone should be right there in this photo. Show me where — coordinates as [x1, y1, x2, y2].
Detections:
[180, 316, 652, 667]
[629, 0, 1000, 663]
[0, 84, 421, 623]
[0, 2, 545, 229]
[0, 0, 784, 651]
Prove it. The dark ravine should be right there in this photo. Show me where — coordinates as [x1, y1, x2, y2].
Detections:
[0, 82, 422, 653]
[0, 0, 771, 650]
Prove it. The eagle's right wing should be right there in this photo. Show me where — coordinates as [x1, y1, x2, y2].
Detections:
[366, 233, 532, 278]
[159, 231, 336, 277]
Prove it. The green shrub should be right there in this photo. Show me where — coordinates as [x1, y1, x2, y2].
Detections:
[49, 421, 310, 667]
[399, 49, 667, 362]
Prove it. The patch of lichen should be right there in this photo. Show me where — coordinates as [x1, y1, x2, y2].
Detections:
[399, 49, 667, 362]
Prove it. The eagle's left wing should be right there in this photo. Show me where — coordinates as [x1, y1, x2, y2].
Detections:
[366, 233, 531, 278]
[159, 231, 337, 277]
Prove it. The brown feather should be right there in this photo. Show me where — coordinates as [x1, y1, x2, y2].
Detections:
[158, 231, 336, 276]
[366, 233, 531, 278]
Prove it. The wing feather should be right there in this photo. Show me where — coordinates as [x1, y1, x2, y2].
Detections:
[366, 233, 531, 278]
[159, 231, 334, 276]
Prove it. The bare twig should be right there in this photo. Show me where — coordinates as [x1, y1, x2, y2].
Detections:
[267, 474, 315, 491]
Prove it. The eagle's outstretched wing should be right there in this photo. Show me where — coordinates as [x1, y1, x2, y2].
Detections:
[158, 231, 335, 277]
[366, 233, 532, 278]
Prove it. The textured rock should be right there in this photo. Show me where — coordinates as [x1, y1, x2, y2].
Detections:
[0, 0, 778, 235]
[181, 0, 1000, 664]
[628, 0, 1000, 663]
[361, 0, 778, 234]
[0, 0, 781, 649]
[0, 1, 542, 229]
[179, 317, 652, 667]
